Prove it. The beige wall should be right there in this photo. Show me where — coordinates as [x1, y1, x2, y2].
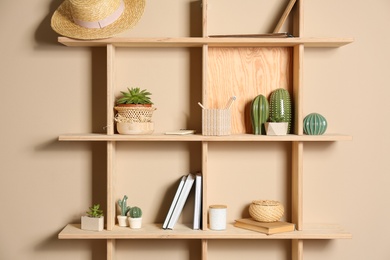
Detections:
[1, 0, 389, 259]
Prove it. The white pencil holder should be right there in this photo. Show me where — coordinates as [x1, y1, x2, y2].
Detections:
[202, 109, 231, 136]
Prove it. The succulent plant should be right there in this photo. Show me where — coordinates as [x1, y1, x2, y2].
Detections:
[129, 206, 142, 218]
[118, 195, 131, 216]
[116, 87, 153, 105]
[251, 94, 269, 135]
[86, 204, 104, 218]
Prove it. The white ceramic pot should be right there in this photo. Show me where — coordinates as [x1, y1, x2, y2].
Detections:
[117, 215, 128, 227]
[265, 122, 288, 136]
[81, 216, 104, 231]
[129, 217, 142, 229]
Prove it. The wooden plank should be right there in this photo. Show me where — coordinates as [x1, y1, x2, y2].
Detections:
[273, 0, 297, 33]
[107, 239, 115, 260]
[206, 47, 292, 134]
[58, 223, 352, 240]
[58, 133, 353, 142]
[202, 142, 209, 231]
[58, 37, 353, 48]
[292, 239, 303, 260]
[201, 239, 208, 260]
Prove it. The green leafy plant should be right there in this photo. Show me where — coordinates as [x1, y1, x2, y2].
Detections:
[118, 195, 131, 216]
[129, 206, 142, 218]
[86, 204, 104, 218]
[116, 87, 153, 105]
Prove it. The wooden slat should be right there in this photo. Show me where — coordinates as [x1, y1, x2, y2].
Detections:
[58, 37, 353, 48]
[273, 0, 297, 33]
[58, 223, 352, 240]
[58, 133, 353, 142]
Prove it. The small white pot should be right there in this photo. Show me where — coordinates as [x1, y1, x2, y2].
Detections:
[81, 216, 104, 231]
[129, 217, 142, 229]
[265, 122, 288, 136]
[117, 215, 128, 227]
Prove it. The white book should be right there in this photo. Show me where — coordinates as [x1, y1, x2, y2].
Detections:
[162, 175, 187, 229]
[193, 173, 202, 230]
[166, 173, 195, 229]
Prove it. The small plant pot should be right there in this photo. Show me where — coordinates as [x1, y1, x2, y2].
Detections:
[81, 216, 104, 231]
[129, 217, 142, 229]
[265, 122, 288, 136]
[117, 215, 128, 227]
[116, 122, 154, 135]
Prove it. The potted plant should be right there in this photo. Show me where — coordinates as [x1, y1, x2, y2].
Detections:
[117, 195, 131, 227]
[265, 115, 289, 136]
[128, 206, 142, 229]
[114, 87, 156, 135]
[81, 204, 104, 231]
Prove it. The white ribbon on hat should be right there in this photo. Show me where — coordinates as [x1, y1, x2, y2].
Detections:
[73, 0, 125, 29]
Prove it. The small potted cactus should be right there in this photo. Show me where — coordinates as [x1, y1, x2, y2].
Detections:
[128, 206, 143, 229]
[117, 195, 131, 227]
[264, 115, 289, 136]
[114, 87, 156, 135]
[81, 204, 104, 232]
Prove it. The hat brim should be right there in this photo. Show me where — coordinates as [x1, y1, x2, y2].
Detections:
[51, 0, 145, 40]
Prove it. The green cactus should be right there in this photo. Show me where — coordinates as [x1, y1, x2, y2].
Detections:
[250, 95, 269, 135]
[129, 206, 142, 218]
[118, 195, 131, 216]
[269, 88, 292, 133]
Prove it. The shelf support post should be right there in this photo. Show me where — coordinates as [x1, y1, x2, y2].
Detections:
[106, 43, 116, 260]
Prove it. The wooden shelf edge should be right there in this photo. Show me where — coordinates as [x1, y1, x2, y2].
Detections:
[58, 37, 353, 48]
[58, 223, 352, 240]
[58, 133, 352, 142]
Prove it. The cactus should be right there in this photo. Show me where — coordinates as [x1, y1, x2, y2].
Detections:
[250, 95, 269, 135]
[129, 206, 142, 218]
[269, 88, 292, 133]
[118, 195, 131, 216]
[303, 113, 327, 135]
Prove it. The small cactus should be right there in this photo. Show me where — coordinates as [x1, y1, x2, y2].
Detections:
[269, 88, 292, 133]
[129, 206, 142, 218]
[251, 94, 269, 135]
[118, 195, 131, 216]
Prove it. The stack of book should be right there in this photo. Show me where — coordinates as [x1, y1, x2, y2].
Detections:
[234, 218, 295, 235]
[163, 173, 202, 230]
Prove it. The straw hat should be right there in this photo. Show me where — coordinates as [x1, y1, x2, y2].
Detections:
[51, 0, 145, 40]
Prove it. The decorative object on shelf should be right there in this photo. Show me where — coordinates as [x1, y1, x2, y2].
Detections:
[117, 195, 131, 227]
[249, 200, 284, 223]
[269, 88, 292, 133]
[251, 94, 269, 135]
[81, 204, 104, 231]
[114, 87, 156, 135]
[200, 96, 235, 136]
[264, 121, 289, 136]
[128, 206, 142, 229]
[303, 113, 328, 135]
[51, 0, 146, 40]
[209, 205, 227, 231]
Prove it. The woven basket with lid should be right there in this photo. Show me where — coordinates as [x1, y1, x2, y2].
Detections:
[249, 200, 284, 222]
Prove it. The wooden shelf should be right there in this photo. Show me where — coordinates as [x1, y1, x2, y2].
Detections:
[58, 36, 353, 48]
[58, 133, 352, 142]
[59, 223, 351, 240]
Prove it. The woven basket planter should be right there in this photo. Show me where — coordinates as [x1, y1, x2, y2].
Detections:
[114, 105, 156, 135]
[249, 200, 284, 222]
